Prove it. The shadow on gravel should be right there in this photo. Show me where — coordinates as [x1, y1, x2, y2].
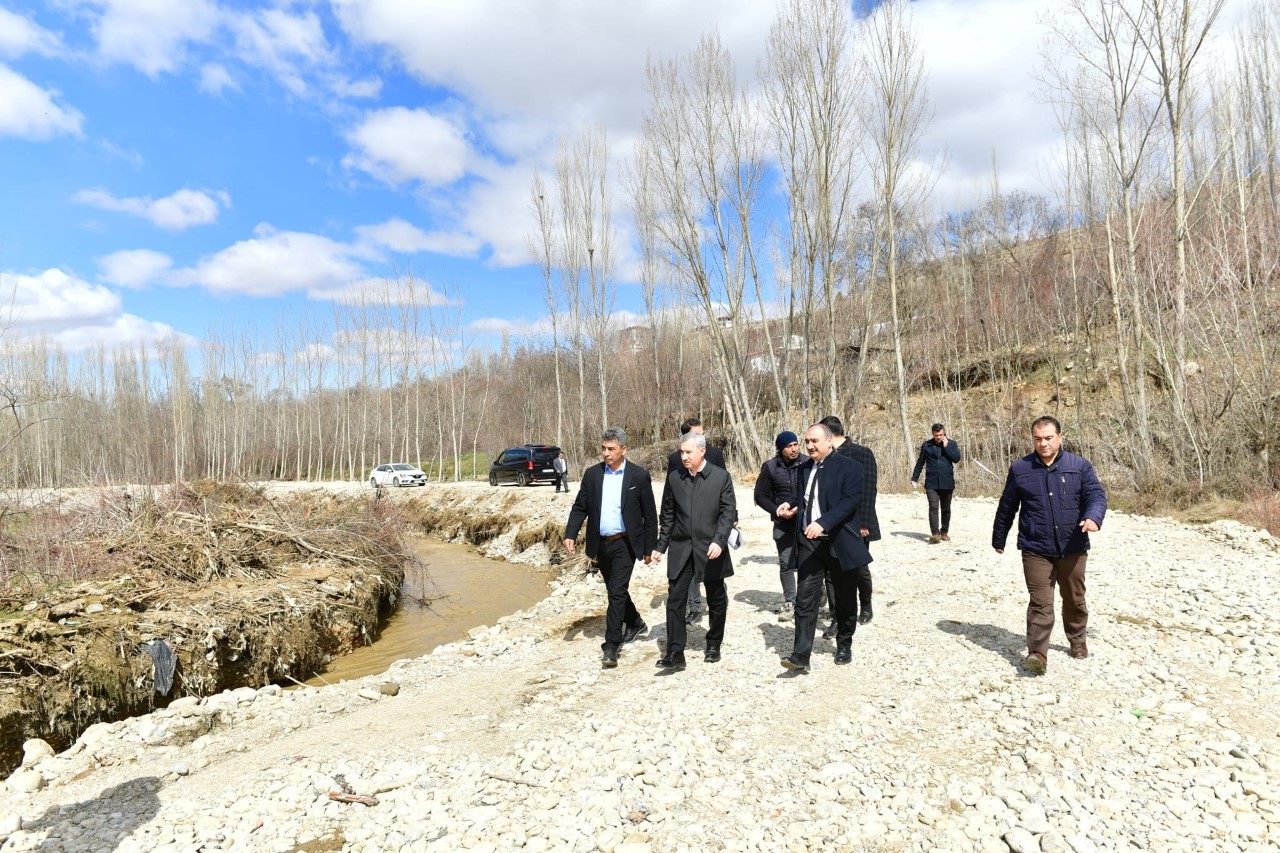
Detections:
[734, 588, 785, 614]
[757, 621, 799, 656]
[562, 613, 605, 642]
[16, 776, 162, 852]
[892, 531, 935, 543]
[937, 620, 1066, 675]
[736, 554, 779, 567]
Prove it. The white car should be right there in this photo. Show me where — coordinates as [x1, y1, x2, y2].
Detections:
[368, 463, 428, 487]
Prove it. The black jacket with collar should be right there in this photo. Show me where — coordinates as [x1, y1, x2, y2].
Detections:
[754, 453, 803, 529]
[564, 460, 658, 561]
[657, 462, 736, 582]
[796, 451, 874, 570]
[834, 439, 881, 542]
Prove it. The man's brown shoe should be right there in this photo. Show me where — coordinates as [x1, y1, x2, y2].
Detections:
[1069, 642, 1088, 659]
[1023, 653, 1047, 674]
[928, 534, 941, 544]
[939, 533, 951, 541]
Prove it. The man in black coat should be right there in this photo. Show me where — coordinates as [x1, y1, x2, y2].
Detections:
[652, 431, 736, 671]
[665, 417, 727, 625]
[820, 416, 880, 628]
[753, 430, 803, 621]
[564, 426, 658, 669]
[912, 422, 962, 543]
[780, 423, 873, 674]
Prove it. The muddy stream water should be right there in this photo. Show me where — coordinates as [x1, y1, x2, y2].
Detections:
[302, 536, 557, 687]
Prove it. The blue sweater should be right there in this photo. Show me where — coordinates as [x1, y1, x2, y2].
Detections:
[992, 451, 1107, 557]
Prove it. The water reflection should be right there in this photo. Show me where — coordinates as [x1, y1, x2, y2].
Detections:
[302, 536, 556, 686]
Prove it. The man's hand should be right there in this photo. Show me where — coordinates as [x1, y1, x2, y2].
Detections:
[707, 543, 722, 560]
[563, 538, 576, 555]
[804, 522, 825, 539]
[776, 502, 797, 519]
[650, 550, 663, 564]
[911, 481, 918, 490]
[1079, 519, 1099, 533]
[860, 527, 870, 538]
[994, 547, 1004, 554]
[643, 553, 653, 565]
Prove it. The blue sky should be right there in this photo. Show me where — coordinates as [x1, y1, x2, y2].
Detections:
[0, 0, 1248, 356]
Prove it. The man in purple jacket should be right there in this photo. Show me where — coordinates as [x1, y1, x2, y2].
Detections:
[992, 416, 1107, 675]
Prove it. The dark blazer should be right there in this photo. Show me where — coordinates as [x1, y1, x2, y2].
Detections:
[835, 439, 880, 542]
[657, 463, 736, 582]
[564, 460, 658, 561]
[667, 444, 726, 474]
[796, 452, 873, 570]
[912, 438, 961, 489]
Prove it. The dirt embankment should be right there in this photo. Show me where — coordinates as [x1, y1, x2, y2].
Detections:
[0, 484, 430, 776]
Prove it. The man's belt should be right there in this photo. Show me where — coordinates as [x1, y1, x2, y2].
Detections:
[601, 532, 627, 541]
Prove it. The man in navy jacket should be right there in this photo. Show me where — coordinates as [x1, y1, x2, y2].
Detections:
[992, 416, 1107, 674]
[912, 423, 961, 543]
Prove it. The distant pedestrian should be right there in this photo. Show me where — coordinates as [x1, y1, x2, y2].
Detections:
[753, 430, 803, 622]
[553, 451, 569, 493]
[911, 423, 961, 543]
[992, 416, 1107, 675]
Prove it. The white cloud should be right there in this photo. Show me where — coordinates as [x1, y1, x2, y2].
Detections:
[0, 64, 83, 139]
[73, 187, 229, 230]
[45, 314, 192, 352]
[96, 249, 174, 288]
[84, 0, 221, 76]
[312, 276, 452, 306]
[227, 7, 331, 96]
[171, 225, 369, 298]
[0, 7, 61, 58]
[354, 219, 433, 253]
[343, 106, 473, 187]
[198, 62, 238, 95]
[3, 268, 119, 332]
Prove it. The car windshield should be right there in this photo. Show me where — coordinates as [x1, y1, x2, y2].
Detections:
[392, 464, 416, 471]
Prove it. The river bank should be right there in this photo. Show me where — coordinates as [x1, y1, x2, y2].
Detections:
[2, 482, 1279, 851]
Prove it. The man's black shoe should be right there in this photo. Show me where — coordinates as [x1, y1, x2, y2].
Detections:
[704, 645, 721, 663]
[822, 621, 837, 639]
[780, 654, 810, 674]
[656, 651, 686, 671]
[685, 609, 702, 626]
[834, 646, 852, 665]
[858, 606, 873, 625]
[621, 620, 648, 644]
[601, 645, 619, 668]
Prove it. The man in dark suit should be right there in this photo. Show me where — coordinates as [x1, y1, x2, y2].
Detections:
[820, 416, 879, 629]
[652, 431, 736, 671]
[665, 417, 727, 626]
[564, 426, 658, 669]
[780, 423, 873, 674]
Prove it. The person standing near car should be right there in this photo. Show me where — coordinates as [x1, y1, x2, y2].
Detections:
[992, 416, 1106, 675]
[911, 423, 961, 543]
[553, 451, 570, 493]
[753, 430, 803, 622]
[651, 431, 736, 671]
[564, 427, 658, 669]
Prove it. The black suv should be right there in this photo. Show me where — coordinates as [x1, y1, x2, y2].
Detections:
[489, 444, 562, 486]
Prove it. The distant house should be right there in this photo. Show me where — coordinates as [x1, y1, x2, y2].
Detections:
[613, 325, 654, 355]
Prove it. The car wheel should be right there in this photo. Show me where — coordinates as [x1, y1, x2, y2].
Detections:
[516, 471, 529, 487]
[393, 476, 404, 487]
[370, 477, 379, 488]
[488, 472, 497, 486]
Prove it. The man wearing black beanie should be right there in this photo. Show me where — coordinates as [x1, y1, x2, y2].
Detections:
[753, 430, 804, 621]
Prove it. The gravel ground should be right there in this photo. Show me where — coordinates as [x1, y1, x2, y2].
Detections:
[2, 481, 1278, 852]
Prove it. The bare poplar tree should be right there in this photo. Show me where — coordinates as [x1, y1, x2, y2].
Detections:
[856, 0, 935, 471]
[763, 0, 862, 417]
[529, 170, 565, 446]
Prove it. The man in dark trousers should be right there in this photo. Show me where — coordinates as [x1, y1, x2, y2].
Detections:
[992, 416, 1106, 675]
[652, 431, 736, 671]
[912, 422, 962, 543]
[564, 426, 658, 669]
[553, 450, 570, 493]
[780, 423, 873, 674]
[820, 416, 880, 630]
[753, 430, 803, 622]
[665, 417, 727, 625]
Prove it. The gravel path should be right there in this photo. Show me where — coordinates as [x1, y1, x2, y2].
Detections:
[3, 483, 1278, 852]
